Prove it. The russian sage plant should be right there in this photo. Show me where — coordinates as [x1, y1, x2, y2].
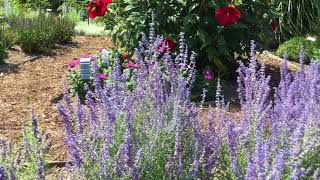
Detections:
[0, 114, 50, 180]
[228, 43, 320, 179]
[57, 24, 224, 179]
[57, 28, 320, 179]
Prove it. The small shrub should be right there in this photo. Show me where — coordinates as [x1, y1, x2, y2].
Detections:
[0, 40, 6, 63]
[52, 15, 76, 44]
[0, 24, 11, 63]
[3, 28, 17, 47]
[276, 37, 320, 62]
[17, 27, 55, 54]
[14, 13, 76, 54]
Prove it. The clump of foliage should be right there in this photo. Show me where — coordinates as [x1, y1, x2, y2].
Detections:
[74, 21, 108, 37]
[102, 0, 277, 77]
[0, 39, 7, 63]
[275, 0, 320, 41]
[0, 19, 11, 63]
[276, 37, 320, 62]
[17, 22, 55, 54]
[0, 114, 50, 179]
[12, 12, 76, 54]
[52, 15, 76, 44]
[57, 29, 320, 179]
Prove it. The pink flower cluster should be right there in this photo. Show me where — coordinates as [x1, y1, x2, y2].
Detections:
[67, 59, 80, 69]
[202, 69, 213, 81]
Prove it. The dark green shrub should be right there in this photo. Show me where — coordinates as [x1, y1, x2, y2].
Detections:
[276, 37, 320, 62]
[15, 13, 76, 54]
[0, 22, 11, 63]
[0, 41, 6, 63]
[3, 29, 17, 47]
[52, 16, 76, 43]
[17, 27, 55, 54]
[16, 15, 54, 54]
[102, 0, 277, 78]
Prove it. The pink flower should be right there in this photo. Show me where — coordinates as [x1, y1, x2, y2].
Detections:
[126, 60, 137, 69]
[202, 69, 213, 81]
[67, 59, 80, 69]
[98, 73, 107, 81]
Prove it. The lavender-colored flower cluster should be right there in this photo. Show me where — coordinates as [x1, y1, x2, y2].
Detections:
[57, 26, 320, 179]
[0, 114, 51, 180]
[232, 42, 320, 179]
[58, 26, 214, 179]
[2, 27, 319, 178]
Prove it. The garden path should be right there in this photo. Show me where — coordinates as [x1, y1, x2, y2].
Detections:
[0, 36, 114, 161]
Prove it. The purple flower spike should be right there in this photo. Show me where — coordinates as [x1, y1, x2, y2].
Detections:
[0, 165, 7, 180]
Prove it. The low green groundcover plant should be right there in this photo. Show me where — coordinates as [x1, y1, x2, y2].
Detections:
[277, 37, 320, 63]
[1, 28, 320, 179]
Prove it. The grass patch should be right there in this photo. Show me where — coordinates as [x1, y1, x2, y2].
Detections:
[75, 21, 107, 37]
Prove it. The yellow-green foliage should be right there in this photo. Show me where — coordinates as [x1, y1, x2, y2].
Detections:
[276, 37, 320, 63]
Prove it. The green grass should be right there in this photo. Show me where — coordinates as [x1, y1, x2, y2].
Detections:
[75, 21, 108, 37]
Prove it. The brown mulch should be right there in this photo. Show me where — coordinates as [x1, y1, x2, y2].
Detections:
[0, 36, 114, 162]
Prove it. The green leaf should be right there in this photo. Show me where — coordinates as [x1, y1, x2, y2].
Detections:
[189, 3, 199, 12]
[207, 47, 217, 60]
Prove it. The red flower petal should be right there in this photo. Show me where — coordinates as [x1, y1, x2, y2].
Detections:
[87, 2, 97, 19]
[270, 20, 278, 32]
[215, 6, 241, 26]
[122, 53, 129, 59]
[87, 0, 112, 19]
[165, 38, 175, 51]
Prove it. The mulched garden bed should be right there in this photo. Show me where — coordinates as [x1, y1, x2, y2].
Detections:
[0, 36, 114, 163]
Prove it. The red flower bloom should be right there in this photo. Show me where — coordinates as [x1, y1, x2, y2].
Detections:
[122, 53, 129, 59]
[156, 37, 176, 54]
[88, 0, 112, 19]
[164, 38, 175, 51]
[269, 20, 278, 32]
[215, 6, 241, 26]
